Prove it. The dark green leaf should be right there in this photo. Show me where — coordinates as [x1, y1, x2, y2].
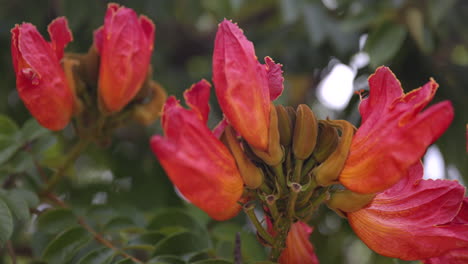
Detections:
[148, 209, 206, 237]
[364, 22, 407, 68]
[0, 189, 30, 221]
[153, 231, 211, 256]
[148, 255, 186, 264]
[76, 247, 115, 264]
[0, 199, 13, 245]
[42, 226, 92, 264]
[103, 216, 136, 232]
[114, 258, 137, 264]
[0, 115, 19, 138]
[10, 189, 39, 208]
[129, 231, 166, 246]
[20, 118, 49, 143]
[37, 208, 77, 234]
[191, 260, 232, 264]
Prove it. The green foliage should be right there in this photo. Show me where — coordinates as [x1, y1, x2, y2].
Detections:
[0, 0, 467, 263]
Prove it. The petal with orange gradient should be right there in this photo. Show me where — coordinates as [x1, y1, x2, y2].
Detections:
[212, 19, 271, 150]
[96, 3, 155, 112]
[151, 81, 243, 221]
[279, 222, 319, 264]
[340, 67, 454, 193]
[348, 162, 468, 260]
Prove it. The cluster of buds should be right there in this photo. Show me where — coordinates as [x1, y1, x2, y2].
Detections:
[152, 19, 467, 263]
[11, 3, 166, 141]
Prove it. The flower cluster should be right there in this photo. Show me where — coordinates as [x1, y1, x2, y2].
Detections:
[11, 3, 166, 136]
[151, 19, 467, 263]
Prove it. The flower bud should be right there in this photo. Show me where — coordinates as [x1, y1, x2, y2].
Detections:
[314, 120, 355, 186]
[132, 81, 167, 125]
[222, 126, 264, 189]
[251, 104, 283, 166]
[276, 105, 294, 146]
[312, 121, 339, 163]
[11, 18, 75, 130]
[293, 104, 318, 160]
[327, 190, 375, 216]
[95, 3, 155, 113]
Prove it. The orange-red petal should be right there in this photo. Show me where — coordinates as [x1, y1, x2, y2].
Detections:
[279, 222, 319, 264]
[340, 67, 454, 193]
[11, 20, 74, 130]
[151, 86, 243, 221]
[212, 19, 270, 150]
[97, 3, 155, 112]
[348, 162, 468, 260]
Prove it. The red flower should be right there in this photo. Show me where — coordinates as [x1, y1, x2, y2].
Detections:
[11, 18, 74, 130]
[423, 198, 468, 264]
[348, 162, 468, 260]
[95, 3, 155, 113]
[150, 80, 244, 221]
[279, 222, 319, 264]
[212, 19, 283, 151]
[340, 67, 454, 193]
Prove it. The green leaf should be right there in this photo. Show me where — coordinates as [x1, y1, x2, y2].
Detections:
[10, 189, 39, 208]
[20, 118, 49, 143]
[114, 258, 137, 264]
[0, 189, 30, 221]
[0, 115, 19, 138]
[148, 255, 186, 264]
[103, 216, 136, 233]
[0, 140, 22, 165]
[129, 231, 166, 246]
[191, 260, 233, 264]
[364, 22, 408, 68]
[42, 226, 92, 264]
[76, 247, 115, 264]
[153, 231, 211, 256]
[148, 209, 206, 237]
[0, 199, 13, 245]
[37, 208, 77, 234]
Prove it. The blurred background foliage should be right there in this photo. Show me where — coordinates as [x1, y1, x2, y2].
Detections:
[0, 0, 467, 263]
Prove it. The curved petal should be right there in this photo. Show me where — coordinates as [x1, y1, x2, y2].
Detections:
[279, 222, 319, 264]
[183, 79, 211, 123]
[265, 56, 284, 101]
[423, 248, 468, 264]
[348, 163, 468, 260]
[151, 94, 243, 221]
[340, 67, 454, 193]
[213, 19, 270, 150]
[47, 17, 73, 60]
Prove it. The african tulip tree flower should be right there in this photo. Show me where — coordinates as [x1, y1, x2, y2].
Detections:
[423, 198, 468, 264]
[339, 67, 454, 194]
[279, 222, 319, 264]
[212, 19, 283, 151]
[95, 3, 155, 113]
[11, 18, 74, 130]
[150, 80, 244, 221]
[348, 162, 468, 260]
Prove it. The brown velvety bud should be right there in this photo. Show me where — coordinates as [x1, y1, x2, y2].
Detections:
[222, 126, 264, 189]
[314, 120, 355, 186]
[292, 104, 318, 160]
[132, 81, 167, 125]
[327, 190, 375, 214]
[276, 105, 293, 146]
[252, 104, 283, 166]
[312, 121, 339, 163]
[62, 57, 84, 115]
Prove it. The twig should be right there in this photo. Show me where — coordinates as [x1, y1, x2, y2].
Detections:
[6, 241, 17, 264]
[46, 194, 144, 264]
